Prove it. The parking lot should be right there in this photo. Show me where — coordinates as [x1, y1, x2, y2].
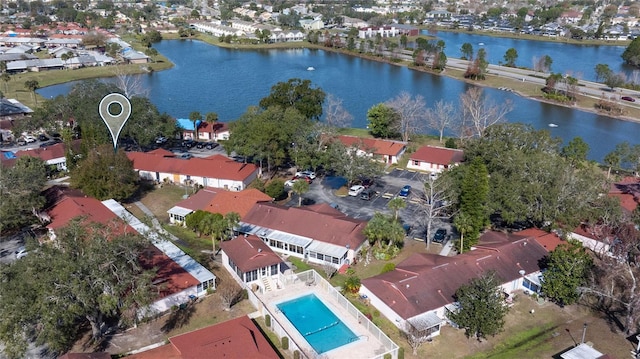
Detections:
[0, 229, 33, 265]
[285, 168, 453, 243]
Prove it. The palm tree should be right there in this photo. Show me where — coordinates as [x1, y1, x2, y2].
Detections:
[292, 180, 310, 207]
[224, 212, 240, 240]
[205, 112, 218, 140]
[189, 111, 202, 141]
[453, 213, 474, 254]
[387, 197, 406, 222]
[24, 80, 39, 105]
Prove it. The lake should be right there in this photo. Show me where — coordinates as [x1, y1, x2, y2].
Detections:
[37, 39, 640, 162]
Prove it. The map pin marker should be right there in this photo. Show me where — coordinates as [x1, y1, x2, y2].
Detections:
[99, 93, 132, 151]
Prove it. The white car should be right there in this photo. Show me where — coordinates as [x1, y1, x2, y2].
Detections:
[295, 170, 317, 180]
[24, 135, 36, 143]
[348, 185, 365, 196]
[284, 179, 297, 187]
[15, 247, 28, 259]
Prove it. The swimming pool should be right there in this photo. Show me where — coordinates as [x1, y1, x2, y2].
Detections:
[277, 293, 358, 354]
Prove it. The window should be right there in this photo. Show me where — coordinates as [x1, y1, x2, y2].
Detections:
[246, 270, 258, 282]
[271, 264, 278, 275]
[413, 160, 419, 166]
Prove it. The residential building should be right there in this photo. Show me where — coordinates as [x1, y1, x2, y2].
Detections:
[127, 150, 259, 191]
[407, 145, 464, 173]
[299, 18, 324, 30]
[124, 316, 280, 359]
[360, 230, 558, 338]
[10, 141, 80, 171]
[358, 26, 401, 39]
[167, 187, 272, 225]
[238, 202, 368, 269]
[220, 234, 286, 292]
[337, 135, 407, 164]
[197, 121, 230, 141]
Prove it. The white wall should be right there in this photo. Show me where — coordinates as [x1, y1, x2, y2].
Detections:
[140, 286, 197, 317]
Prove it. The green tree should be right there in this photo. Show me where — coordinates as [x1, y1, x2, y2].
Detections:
[503, 48, 518, 67]
[622, 36, 640, 67]
[447, 271, 509, 341]
[24, 79, 39, 104]
[291, 179, 310, 207]
[331, 141, 384, 185]
[541, 240, 593, 306]
[366, 103, 400, 139]
[594, 63, 613, 82]
[258, 78, 326, 120]
[458, 157, 489, 248]
[185, 209, 209, 234]
[189, 111, 202, 141]
[0, 156, 47, 234]
[0, 72, 10, 93]
[70, 145, 138, 201]
[224, 212, 241, 240]
[460, 42, 473, 60]
[605, 72, 626, 91]
[265, 179, 287, 200]
[363, 212, 404, 249]
[453, 212, 474, 254]
[0, 220, 155, 357]
[561, 137, 590, 167]
[387, 197, 406, 222]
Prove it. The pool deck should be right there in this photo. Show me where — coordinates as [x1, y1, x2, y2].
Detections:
[258, 278, 391, 359]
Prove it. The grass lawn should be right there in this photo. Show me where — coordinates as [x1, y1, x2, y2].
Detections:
[136, 184, 189, 223]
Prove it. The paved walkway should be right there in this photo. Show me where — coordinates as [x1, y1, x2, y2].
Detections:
[133, 201, 189, 247]
[439, 239, 456, 256]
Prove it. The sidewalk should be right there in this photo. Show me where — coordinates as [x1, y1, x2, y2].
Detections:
[439, 239, 456, 256]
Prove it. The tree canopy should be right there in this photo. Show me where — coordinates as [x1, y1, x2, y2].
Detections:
[622, 37, 640, 67]
[0, 220, 155, 358]
[366, 103, 400, 139]
[447, 271, 509, 341]
[258, 78, 326, 120]
[0, 156, 47, 234]
[541, 240, 593, 306]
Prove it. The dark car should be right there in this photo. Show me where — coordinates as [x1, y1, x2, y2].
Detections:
[432, 229, 447, 243]
[195, 142, 204, 149]
[205, 142, 219, 150]
[0, 248, 9, 257]
[38, 134, 49, 141]
[39, 141, 57, 148]
[182, 139, 195, 148]
[360, 188, 376, 200]
[622, 96, 636, 102]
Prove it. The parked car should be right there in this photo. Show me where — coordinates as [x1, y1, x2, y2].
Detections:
[360, 188, 376, 200]
[432, 228, 447, 243]
[622, 96, 636, 102]
[293, 175, 312, 184]
[0, 248, 9, 257]
[284, 179, 297, 187]
[155, 136, 168, 144]
[15, 247, 28, 259]
[295, 170, 317, 180]
[398, 185, 411, 198]
[178, 153, 193, 159]
[195, 142, 205, 149]
[38, 134, 49, 141]
[205, 142, 219, 150]
[348, 185, 365, 196]
[39, 141, 57, 148]
[24, 135, 36, 143]
[16, 138, 27, 146]
[182, 139, 195, 148]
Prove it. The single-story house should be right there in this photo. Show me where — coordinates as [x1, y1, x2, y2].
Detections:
[407, 145, 464, 173]
[15, 142, 68, 171]
[238, 202, 368, 269]
[127, 149, 259, 191]
[220, 234, 287, 293]
[121, 48, 149, 64]
[197, 121, 230, 142]
[41, 188, 215, 315]
[124, 316, 280, 359]
[337, 135, 407, 164]
[358, 26, 401, 39]
[167, 187, 272, 225]
[360, 230, 558, 338]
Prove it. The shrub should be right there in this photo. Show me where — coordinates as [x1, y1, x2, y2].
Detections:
[293, 350, 300, 359]
[240, 289, 248, 300]
[281, 336, 289, 350]
[206, 287, 214, 295]
[398, 347, 405, 359]
[445, 138, 457, 149]
[265, 314, 271, 327]
[380, 262, 396, 274]
[265, 179, 287, 200]
[384, 354, 392, 359]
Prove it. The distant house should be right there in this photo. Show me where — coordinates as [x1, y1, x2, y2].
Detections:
[127, 150, 259, 191]
[360, 230, 557, 338]
[198, 121, 230, 141]
[337, 135, 407, 164]
[12, 141, 80, 172]
[124, 316, 280, 359]
[167, 187, 272, 225]
[121, 49, 149, 64]
[299, 18, 324, 30]
[41, 189, 215, 315]
[220, 234, 287, 292]
[407, 145, 464, 173]
[358, 26, 401, 39]
[239, 202, 368, 269]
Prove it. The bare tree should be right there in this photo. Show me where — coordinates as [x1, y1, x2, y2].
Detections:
[322, 263, 337, 279]
[419, 175, 452, 250]
[426, 100, 456, 143]
[218, 282, 242, 311]
[404, 320, 433, 355]
[112, 67, 149, 98]
[385, 91, 427, 142]
[323, 93, 353, 129]
[459, 87, 512, 139]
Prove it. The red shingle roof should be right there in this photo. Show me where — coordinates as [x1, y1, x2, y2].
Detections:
[220, 235, 283, 273]
[362, 232, 548, 319]
[15, 143, 66, 162]
[242, 203, 367, 250]
[126, 152, 258, 181]
[410, 145, 464, 166]
[204, 188, 272, 217]
[608, 177, 640, 213]
[338, 135, 406, 157]
[174, 188, 219, 211]
[518, 228, 564, 252]
[125, 316, 280, 359]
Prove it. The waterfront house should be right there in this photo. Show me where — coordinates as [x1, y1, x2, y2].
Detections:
[407, 145, 464, 173]
[360, 230, 557, 338]
[337, 135, 407, 165]
[238, 202, 368, 269]
[127, 150, 259, 191]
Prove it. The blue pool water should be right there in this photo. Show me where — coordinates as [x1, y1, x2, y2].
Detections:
[277, 293, 358, 354]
